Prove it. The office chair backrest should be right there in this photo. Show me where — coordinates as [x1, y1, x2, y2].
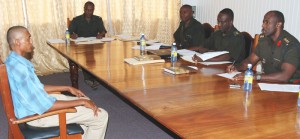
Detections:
[67, 18, 72, 28]
[252, 34, 260, 53]
[241, 32, 253, 59]
[202, 23, 214, 39]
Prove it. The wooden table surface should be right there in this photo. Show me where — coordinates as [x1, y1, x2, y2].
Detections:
[48, 40, 300, 139]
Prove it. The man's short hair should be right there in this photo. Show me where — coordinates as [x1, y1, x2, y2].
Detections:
[269, 10, 285, 28]
[181, 4, 193, 10]
[6, 26, 26, 48]
[84, 1, 95, 8]
[219, 8, 234, 21]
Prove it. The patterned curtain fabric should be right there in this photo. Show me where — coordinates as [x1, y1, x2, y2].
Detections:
[0, 0, 180, 75]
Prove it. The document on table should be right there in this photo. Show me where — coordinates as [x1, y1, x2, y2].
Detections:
[76, 39, 104, 45]
[196, 51, 229, 61]
[177, 49, 199, 56]
[181, 55, 231, 65]
[47, 39, 65, 44]
[124, 58, 165, 65]
[258, 83, 300, 93]
[216, 72, 241, 79]
[71, 37, 96, 43]
[100, 37, 115, 42]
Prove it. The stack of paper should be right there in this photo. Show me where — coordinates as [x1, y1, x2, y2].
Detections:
[181, 55, 231, 65]
[216, 72, 241, 79]
[124, 58, 165, 65]
[177, 49, 200, 56]
[163, 66, 198, 75]
[258, 83, 299, 92]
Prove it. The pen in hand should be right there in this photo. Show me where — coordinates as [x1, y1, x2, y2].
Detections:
[229, 60, 236, 72]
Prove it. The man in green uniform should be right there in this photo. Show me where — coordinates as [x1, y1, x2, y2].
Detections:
[69, 1, 107, 89]
[69, 1, 106, 39]
[173, 4, 205, 49]
[192, 8, 245, 63]
[228, 10, 300, 83]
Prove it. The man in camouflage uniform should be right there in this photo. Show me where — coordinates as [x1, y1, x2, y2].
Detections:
[192, 8, 245, 63]
[228, 10, 300, 83]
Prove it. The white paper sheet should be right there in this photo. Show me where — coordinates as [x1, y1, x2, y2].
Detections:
[200, 61, 232, 65]
[47, 39, 65, 44]
[177, 49, 200, 56]
[181, 55, 231, 65]
[196, 51, 229, 61]
[216, 72, 241, 79]
[100, 37, 115, 42]
[70, 37, 96, 43]
[76, 39, 104, 45]
[258, 83, 300, 93]
[124, 58, 165, 65]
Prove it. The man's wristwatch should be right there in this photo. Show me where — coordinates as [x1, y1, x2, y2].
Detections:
[256, 74, 262, 81]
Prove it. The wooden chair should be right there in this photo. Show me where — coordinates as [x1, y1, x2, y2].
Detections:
[252, 34, 260, 53]
[202, 23, 214, 39]
[67, 18, 72, 28]
[241, 32, 254, 59]
[214, 25, 219, 31]
[0, 64, 83, 139]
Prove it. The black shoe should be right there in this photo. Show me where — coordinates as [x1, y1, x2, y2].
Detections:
[85, 79, 100, 89]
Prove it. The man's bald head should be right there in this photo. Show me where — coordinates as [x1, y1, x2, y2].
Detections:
[7, 26, 27, 49]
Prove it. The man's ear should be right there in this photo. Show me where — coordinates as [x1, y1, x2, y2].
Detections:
[14, 39, 20, 48]
[276, 22, 283, 28]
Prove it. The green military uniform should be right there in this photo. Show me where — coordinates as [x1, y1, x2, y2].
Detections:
[203, 26, 245, 63]
[69, 14, 107, 37]
[173, 18, 205, 49]
[255, 30, 300, 81]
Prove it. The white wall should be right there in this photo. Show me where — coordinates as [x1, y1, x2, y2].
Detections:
[181, 0, 300, 40]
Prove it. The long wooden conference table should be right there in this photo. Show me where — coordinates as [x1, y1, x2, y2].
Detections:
[48, 40, 300, 138]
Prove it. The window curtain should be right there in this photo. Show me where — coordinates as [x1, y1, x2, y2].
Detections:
[0, 0, 180, 75]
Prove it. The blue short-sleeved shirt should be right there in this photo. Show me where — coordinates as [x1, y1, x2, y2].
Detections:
[5, 52, 56, 119]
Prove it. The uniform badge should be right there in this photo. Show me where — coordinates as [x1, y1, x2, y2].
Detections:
[276, 40, 282, 47]
[262, 58, 266, 64]
[259, 34, 265, 38]
[283, 38, 290, 46]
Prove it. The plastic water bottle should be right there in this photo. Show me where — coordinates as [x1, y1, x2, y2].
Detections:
[140, 34, 146, 55]
[65, 28, 70, 46]
[243, 64, 253, 92]
[171, 42, 177, 67]
[298, 91, 300, 107]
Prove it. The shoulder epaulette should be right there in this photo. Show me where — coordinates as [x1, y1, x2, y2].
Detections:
[283, 38, 290, 45]
[233, 31, 240, 36]
[259, 34, 265, 38]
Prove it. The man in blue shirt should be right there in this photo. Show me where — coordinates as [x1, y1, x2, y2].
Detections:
[5, 26, 108, 139]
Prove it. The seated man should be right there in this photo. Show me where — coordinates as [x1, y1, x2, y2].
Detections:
[173, 4, 205, 49]
[227, 11, 300, 83]
[69, 1, 107, 88]
[192, 8, 245, 63]
[5, 26, 108, 139]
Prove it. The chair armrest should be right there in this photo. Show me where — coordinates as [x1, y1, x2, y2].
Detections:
[11, 108, 77, 124]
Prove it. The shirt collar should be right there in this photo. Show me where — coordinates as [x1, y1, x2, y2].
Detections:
[8, 52, 33, 68]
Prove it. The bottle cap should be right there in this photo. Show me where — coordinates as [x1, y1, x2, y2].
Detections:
[247, 64, 252, 68]
[172, 42, 176, 46]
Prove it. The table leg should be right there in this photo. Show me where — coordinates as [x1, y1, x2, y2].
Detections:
[68, 60, 79, 89]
